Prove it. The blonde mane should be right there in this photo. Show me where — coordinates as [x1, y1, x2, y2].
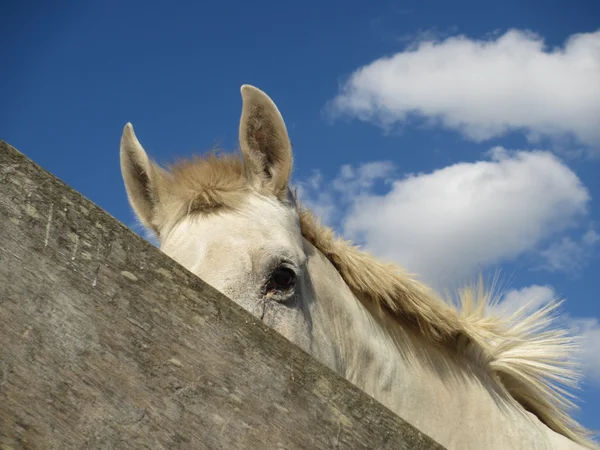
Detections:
[156, 152, 598, 449]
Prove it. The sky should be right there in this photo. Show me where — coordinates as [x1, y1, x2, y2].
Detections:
[2, 0, 599, 437]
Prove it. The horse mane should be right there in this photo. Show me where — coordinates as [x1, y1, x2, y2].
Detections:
[162, 152, 598, 449]
[298, 207, 597, 448]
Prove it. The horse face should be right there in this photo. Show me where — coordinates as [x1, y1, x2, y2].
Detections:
[121, 85, 317, 351]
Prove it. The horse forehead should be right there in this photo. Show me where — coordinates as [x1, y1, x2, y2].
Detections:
[208, 196, 298, 240]
[168, 195, 301, 256]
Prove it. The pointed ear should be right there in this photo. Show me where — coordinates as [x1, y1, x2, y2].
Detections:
[120, 123, 162, 234]
[239, 85, 293, 198]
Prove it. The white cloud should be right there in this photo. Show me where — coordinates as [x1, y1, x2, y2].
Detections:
[341, 148, 590, 287]
[493, 285, 600, 386]
[299, 148, 591, 288]
[328, 29, 600, 151]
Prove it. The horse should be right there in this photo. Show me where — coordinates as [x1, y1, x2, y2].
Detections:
[119, 84, 598, 449]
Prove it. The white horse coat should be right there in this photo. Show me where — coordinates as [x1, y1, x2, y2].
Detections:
[120, 85, 598, 450]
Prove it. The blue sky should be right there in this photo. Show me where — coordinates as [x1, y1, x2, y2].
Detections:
[2, 0, 599, 436]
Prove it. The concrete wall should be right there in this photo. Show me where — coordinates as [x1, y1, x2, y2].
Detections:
[0, 140, 444, 449]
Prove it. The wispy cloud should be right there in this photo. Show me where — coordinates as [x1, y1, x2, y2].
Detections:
[537, 229, 599, 275]
[328, 29, 600, 153]
[570, 317, 600, 386]
[295, 161, 396, 227]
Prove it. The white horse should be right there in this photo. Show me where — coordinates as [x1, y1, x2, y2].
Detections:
[120, 85, 598, 449]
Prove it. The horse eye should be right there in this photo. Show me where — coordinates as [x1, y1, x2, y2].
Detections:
[268, 267, 297, 292]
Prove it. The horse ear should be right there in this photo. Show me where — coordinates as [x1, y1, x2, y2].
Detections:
[120, 123, 162, 234]
[239, 85, 293, 198]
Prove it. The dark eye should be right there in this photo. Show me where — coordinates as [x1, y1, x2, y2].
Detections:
[267, 267, 297, 293]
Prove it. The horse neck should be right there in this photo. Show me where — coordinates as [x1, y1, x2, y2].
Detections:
[303, 238, 586, 450]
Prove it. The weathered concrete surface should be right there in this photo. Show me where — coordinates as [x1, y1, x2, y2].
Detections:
[0, 140, 445, 450]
